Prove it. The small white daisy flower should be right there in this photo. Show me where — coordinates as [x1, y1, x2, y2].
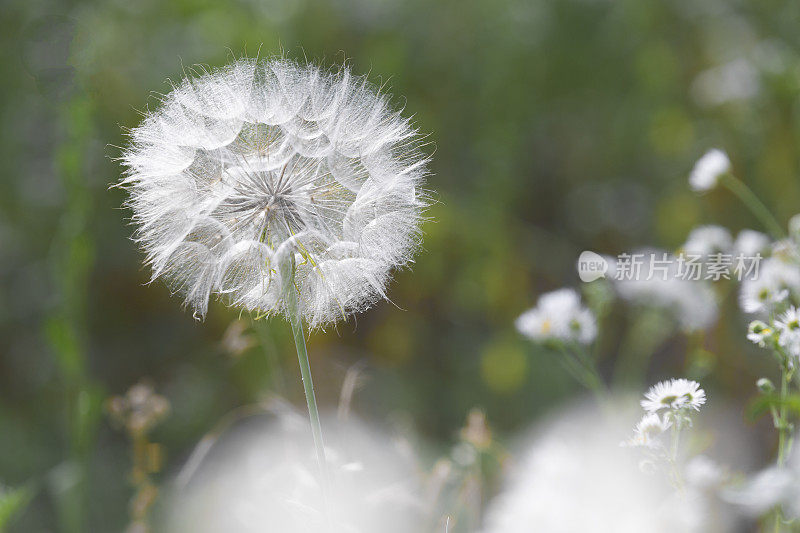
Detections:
[689, 149, 730, 192]
[612, 249, 718, 331]
[776, 306, 800, 358]
[739, 257, 797, 314]
[682, 225, 733, 257]
[569, 307, 598, 345]
[516, 288, 597, 344]
[746, 320, 774, 347]
[624, 413, 672, 448]
[772, 239, 800, 261]
[734, 229, 771, 257]
[641, 379, 706, 413]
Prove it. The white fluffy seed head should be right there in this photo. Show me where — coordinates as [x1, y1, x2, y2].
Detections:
[119, 58, 430, 327]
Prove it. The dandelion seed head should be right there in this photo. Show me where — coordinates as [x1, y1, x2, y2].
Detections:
[688, 149, 730, 192]
[120, 58, 430, 327]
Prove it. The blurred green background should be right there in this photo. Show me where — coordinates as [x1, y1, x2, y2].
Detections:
[2, 0, 800, 530]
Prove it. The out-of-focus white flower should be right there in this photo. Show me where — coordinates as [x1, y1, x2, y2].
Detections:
[165, 410, 423, 533]
[739, 257, 798, 314]
[685, 455, 725, 490]
[482, 404, 706, 533]
[516, 288, 597, 344]
[789, 214, 800, 240]
[691, 59, 760, 108]
[723, 467, 797, 518]
[120, 58, 429, 326]
[641, 379, 706, 413]
[776, 306, 800, 359]
[746, 320, 774, 347]
[734, 229, 771, 257]
[623, 413, 672, 449]
[682, 225, 733, 257]
[688, 149, 731, 192]
[610, 250, 718, 331]
[725, 434, 800, 519]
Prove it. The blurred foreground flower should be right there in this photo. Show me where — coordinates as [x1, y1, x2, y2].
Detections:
[482, 403, 715, 533]
[163, 409, 424, 533]
[724, 432, 800, 522]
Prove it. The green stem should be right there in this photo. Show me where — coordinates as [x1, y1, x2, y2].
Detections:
[571, 345, 608, 400]
[721, 174, 785, 240]
[555, 344, 607, 404]
[668, 421, 684, 492]
[282, 257, 331, 515]
[777, 364, 790, 467]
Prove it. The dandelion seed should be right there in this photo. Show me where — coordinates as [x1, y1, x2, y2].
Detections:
[515, 288, 597, 344]
[119, 58, 429, 327]
[641, 379, 706, 413]
[688, 149, 730, 192]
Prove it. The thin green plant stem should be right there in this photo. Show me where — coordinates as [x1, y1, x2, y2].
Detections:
[668, 422, 685, 492]
[721, 174, 785, 240]
[282, 257, 332, 514]
[555, 344, 606, 403]
[777, 364, 790, 467]
[572, 344, 607, 394]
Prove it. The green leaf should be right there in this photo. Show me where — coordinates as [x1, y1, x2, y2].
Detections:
[746, 394, 800, 421]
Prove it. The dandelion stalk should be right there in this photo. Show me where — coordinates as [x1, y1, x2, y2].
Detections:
[721, 174, 785, 240]
[282, 255, 331, 512]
